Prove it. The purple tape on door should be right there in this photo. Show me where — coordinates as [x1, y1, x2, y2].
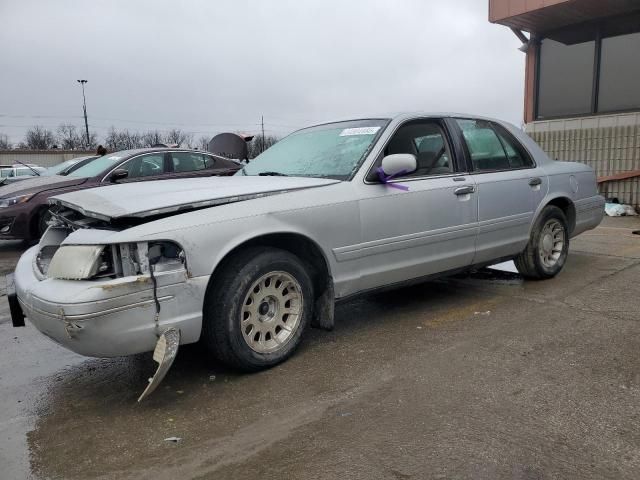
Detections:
[376, 167, 409, 191]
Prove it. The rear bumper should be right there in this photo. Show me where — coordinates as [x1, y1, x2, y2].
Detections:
[13, 245, 208, 357]
[573, 195, 605, 237]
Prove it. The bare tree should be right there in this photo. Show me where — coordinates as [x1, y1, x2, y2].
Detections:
[56, 124, 84, 150]
[0, 133, 10, 149]
[105, 127, 143, 151]
[24, 126, 55, 149]
[165, 128, 192, 147]
[196, 135, 210, 151]
[247, 134, 279, 159]
[104, 127, 121, 151]
[141, 130, 166, 147]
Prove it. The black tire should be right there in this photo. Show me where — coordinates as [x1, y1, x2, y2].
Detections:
[515, 205, 569, 279]
[202, 247, 314, 371]
[37, 208, 52, 237]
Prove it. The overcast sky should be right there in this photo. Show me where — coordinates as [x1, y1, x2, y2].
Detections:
[0, 0, 525, 145]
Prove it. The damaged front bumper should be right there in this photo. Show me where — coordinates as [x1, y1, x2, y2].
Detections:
[13, 245, 208, 357]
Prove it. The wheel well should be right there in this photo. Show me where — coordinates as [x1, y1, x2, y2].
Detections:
[29, 206, 47, 238]
[212, 233, 332, 300]
[546, 197, 576, 234]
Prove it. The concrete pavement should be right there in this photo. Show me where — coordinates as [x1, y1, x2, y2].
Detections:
[1, 217, 639, 479]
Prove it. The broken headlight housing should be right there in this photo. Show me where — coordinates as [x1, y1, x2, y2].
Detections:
[44, 241, 184, 280]
[45, 245, 113, 280]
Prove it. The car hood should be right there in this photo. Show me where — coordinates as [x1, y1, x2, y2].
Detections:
[0, 175, 87, 197]
[50, 176, 340, 220]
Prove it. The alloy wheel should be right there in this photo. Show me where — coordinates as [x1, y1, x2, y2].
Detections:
[240, 271, 303, 353]
[538, 219, 565, 268]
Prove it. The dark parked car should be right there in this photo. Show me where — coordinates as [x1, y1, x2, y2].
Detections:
[0, 148, 240, 240]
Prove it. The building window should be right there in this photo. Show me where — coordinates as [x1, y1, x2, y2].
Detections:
[598, 31, 640, 113]
[537, 38, 595, 119]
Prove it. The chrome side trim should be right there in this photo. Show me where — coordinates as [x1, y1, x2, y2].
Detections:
[333, 223, 478, 262]
[478, 212, 533, 233]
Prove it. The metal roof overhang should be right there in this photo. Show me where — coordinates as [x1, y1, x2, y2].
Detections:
[491, 0, 640, 35]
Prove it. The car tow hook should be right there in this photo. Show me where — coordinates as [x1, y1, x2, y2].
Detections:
[137, 328, 180, 402]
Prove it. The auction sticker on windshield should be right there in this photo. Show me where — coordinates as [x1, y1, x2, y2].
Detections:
[339, 127, 381, 136]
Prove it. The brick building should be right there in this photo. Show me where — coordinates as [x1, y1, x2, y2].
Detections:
[490, 0, 640, 207]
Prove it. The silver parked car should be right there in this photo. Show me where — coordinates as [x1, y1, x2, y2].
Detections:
[9, 113, 604, 396]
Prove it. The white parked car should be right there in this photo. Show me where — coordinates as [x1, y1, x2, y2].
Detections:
[9, 113, 604, 398]
[0, 164, 46, 184]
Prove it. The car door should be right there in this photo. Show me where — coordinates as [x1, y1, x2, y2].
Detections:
[352, 118, 478, 292]
[452, 118, 547, 265]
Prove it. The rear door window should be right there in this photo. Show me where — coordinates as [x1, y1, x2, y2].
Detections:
[170, 152, 208, 172]
[455, 119, 533, 171]
[494, 128, 533, 168]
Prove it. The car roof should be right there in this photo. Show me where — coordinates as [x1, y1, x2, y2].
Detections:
[306, 112, 514, 126]
[105, 147, 229, 159]
[65, 155, 98, 163]
[290, 113, 520, 135]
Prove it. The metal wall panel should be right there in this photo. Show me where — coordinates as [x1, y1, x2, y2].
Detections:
[526, 112, 640, 208]
[0, 151, 94, 168]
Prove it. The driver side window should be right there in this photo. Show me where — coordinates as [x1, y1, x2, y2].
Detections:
[380, 121, 453, 179]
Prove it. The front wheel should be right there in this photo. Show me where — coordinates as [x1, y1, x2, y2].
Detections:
[202, 247, 313, 371]
[515, 205, 569, 279]
[37, 208, 53, 237]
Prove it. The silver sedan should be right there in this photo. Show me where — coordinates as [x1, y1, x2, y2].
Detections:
[10, 113, 604, 394]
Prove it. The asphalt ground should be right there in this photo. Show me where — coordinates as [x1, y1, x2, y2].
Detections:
[1, 216, 639, 480]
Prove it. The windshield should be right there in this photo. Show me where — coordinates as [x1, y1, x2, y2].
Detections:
[68, 154, 124, 178]
[238, 119, 388, 180]
[46, 159, 76, 175]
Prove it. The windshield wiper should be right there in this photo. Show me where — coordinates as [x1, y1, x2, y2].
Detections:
[13, 159, 40, 176]
[258, 171, 288, 176]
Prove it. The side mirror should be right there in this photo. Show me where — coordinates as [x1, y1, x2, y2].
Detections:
[380, 154, 416, 178]
[110, 169, 129, 183]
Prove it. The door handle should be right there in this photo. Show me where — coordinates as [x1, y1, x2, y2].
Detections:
[529, 177, 542, 186]
[454, 185, 475, 196]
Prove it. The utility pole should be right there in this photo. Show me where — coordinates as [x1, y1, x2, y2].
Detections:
[261, 115, 265, 153]
[77, 79, 90, 148]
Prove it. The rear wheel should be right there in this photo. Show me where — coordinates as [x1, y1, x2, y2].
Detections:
[202, 247, 313, 371]
[515, 205, 569, 279]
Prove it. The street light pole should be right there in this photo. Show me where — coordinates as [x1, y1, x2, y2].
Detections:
[77, 79, 90, 148]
